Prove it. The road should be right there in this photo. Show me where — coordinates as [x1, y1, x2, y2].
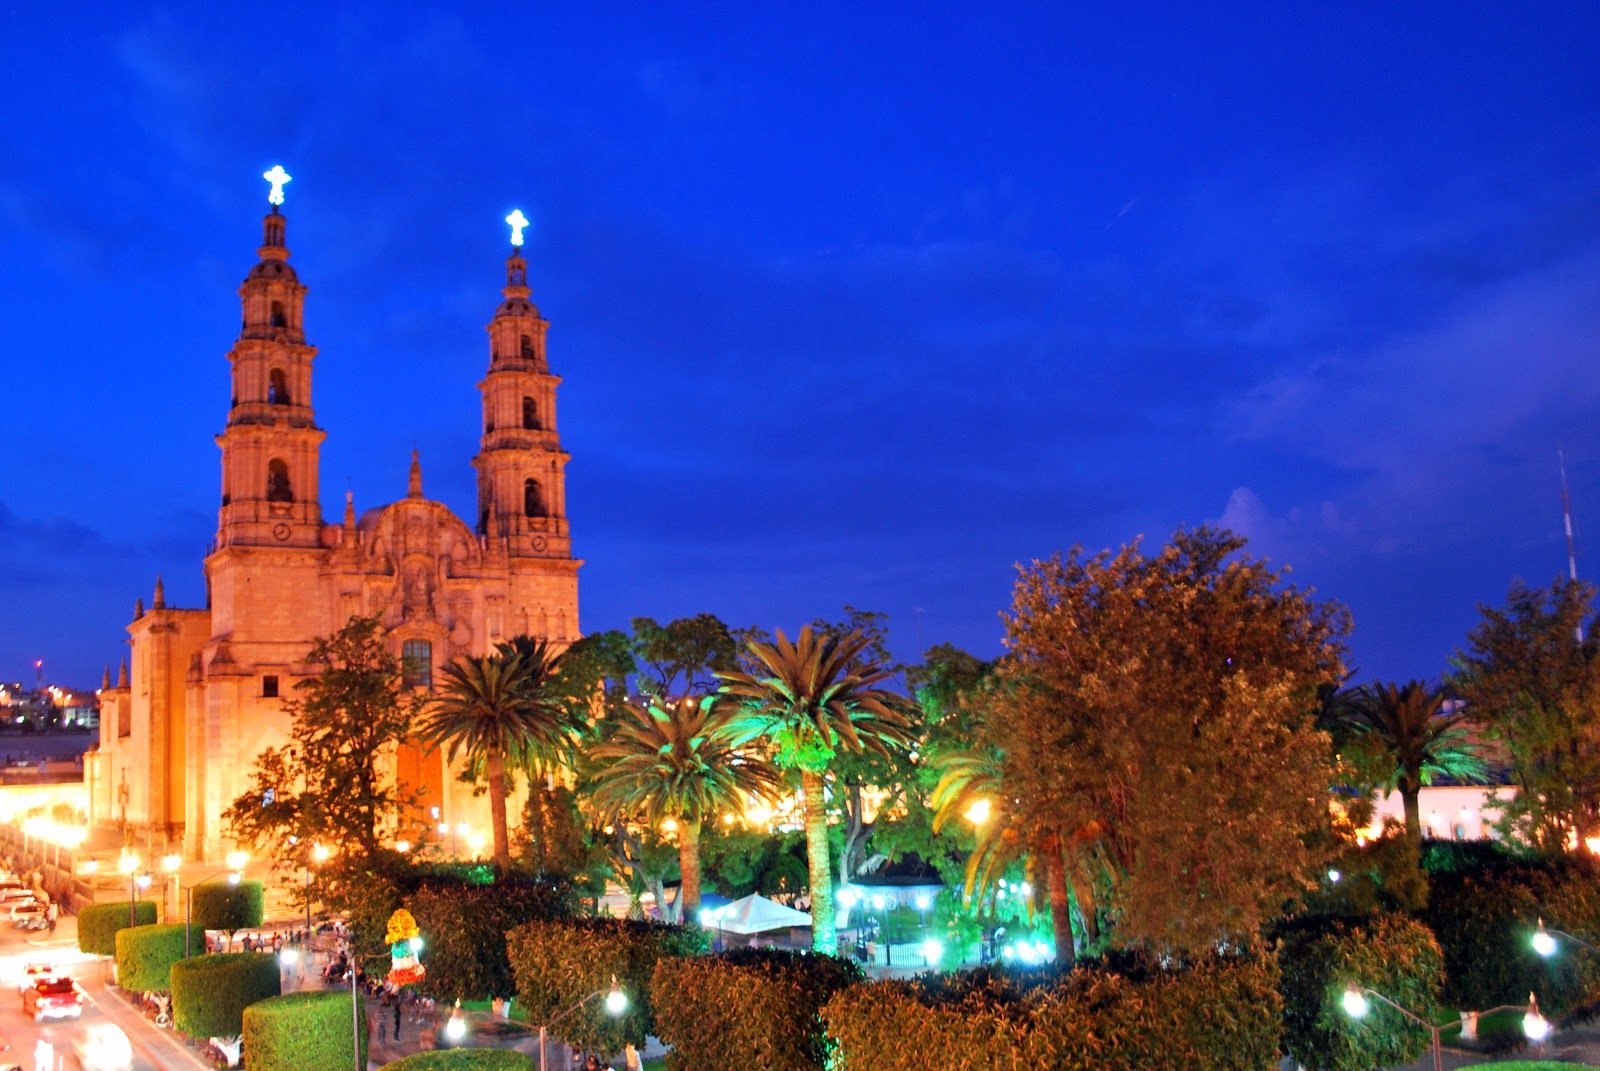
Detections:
[0, 921, 169, 1071]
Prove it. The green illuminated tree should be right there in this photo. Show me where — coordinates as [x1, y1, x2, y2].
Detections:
[1453, 578, 1600, 851]
[714, 626, 919, 954]
[586, 697, 780, 920]
[417, 638, 580, 871]
[1339, 680, 1487, 847]
[988, 527, 1348, 954]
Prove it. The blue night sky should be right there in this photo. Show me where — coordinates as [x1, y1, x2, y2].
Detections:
[3, 4, 1599, 688]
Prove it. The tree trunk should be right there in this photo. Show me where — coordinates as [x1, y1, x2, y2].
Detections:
[1065, 852, 1100, 952]
[1043, 843, 1075, 961]
[1401, 779, 1422, 847]
[487, 749, 512, 871]
[802, 770, 836, 954]
[678, 816, 703, 920]
[841, 781, 868, 883]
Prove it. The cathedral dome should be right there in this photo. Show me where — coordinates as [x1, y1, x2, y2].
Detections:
[247, 259, 300, 282]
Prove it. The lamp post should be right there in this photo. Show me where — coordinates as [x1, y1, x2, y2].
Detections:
[118, 852, 140, 929]
[538, 978, 627, 1071]
[183, 868, 244, 958]
[306, 843, 331, 938]
[1341, 984, 1549, 1071]
[915, 893, 930, 934]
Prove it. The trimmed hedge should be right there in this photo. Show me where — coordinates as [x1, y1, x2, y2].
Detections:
[407, 873, 579, 1002]
[189, 879, 265, 937]
[654, 949, 863, 1071]
[243, 990, 365, 1071]
[171, 952, 281, 1039]
[381, 1052, 535, 1071]
[1277, 912, 1443, 1071]
[1421, 853, 1600, 1017]
[114, 923, 204, 993]
[507, 917, 708, 1055]
[79, 900, 159, 956]
[822, 952, 1281, 1071]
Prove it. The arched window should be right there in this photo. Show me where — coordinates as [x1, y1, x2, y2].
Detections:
[401, 639, 432, 688]
[266, 459, 293, 502]
[524, 478, 546, 518]
[522, 397, 540, 430]
[270, 301, 287, 328]
[268, 368, 290, 405]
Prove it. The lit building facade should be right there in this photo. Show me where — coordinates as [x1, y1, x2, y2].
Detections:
[94, 187, 581, 862]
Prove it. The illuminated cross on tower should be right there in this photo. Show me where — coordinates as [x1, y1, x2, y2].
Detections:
[263, 165, 292, 206]
[505, 209, 529, 247]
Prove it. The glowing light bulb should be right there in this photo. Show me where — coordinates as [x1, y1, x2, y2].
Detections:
[605, 987, 627, 1015]
[1342, 986, 1370, 1019]
[1534, 929, 1557, 958]
[965, 799, 992, 825]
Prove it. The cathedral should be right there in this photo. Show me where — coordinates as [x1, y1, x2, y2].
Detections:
[92, 176, 581, 863]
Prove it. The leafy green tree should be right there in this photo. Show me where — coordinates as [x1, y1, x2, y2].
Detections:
[989, 527, 1349, 954]
[1339, 680, 1487, 847]
[715, 626, 920, 954]
[547, 628, 636, 722]
[518, 783, 610, 900]
[225, 616, 419, 887]
[1453, 578, 1600, 851]
[631, 614, 743, 697]
[417, 639, 579, 870]
[587, 697, 780, 920]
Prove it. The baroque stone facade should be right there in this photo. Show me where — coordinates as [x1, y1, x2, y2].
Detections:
[93, 200, 580, 862]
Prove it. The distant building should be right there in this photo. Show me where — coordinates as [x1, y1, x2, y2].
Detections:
[94, 190, 581, 862]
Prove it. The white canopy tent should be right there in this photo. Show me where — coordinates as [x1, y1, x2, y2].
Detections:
[713, 894, 812, 935]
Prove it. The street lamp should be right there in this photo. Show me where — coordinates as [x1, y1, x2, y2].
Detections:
[306, 843, 331, 938]
[118, 852, 140, 929]
[1533, 917, 1600, 957]
[1341, 983, 1549, 1071]
[915, 893, 930, 933]
[538, 977, 627, 1071]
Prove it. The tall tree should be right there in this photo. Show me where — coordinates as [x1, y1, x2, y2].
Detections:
[224, 616, 419, 895]
[989, 527, 1349, 954]
[586, 697, 780, 920]
[1340, 680, 1487, 846]
[417, 638, 579, 870]
[714, 626, 919, 954]
[1453, 578, 1600, 851]
[630, 614, 743, 697]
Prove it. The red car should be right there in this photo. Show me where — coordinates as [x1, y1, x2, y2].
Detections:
[21, 976, 81, 1022]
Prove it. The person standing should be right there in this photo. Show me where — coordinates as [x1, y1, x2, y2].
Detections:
[45, 901, 57, 935]
[393, 999, 402, 1042]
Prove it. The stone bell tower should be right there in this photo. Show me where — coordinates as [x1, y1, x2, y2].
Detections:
[472, 209, 573, 561]
[214, 165, 326, 551]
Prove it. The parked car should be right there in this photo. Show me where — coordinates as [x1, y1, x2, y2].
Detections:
[15, 961, 55, 991]
[71, 1024, 133, 1071]
[10, 902, 47, 931]
[21, 975, 82, 1022]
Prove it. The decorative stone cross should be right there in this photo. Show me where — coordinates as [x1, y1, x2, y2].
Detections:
[505, 209, 529, 247]
[263, 165, 292, 206]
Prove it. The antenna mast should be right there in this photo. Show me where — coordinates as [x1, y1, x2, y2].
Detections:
[1561, 450, 1584, 643]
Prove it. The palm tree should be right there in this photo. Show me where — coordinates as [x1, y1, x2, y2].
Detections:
[930, 747, 1095, 958]
[1342, 680, 1488, 846]
[417, 639, 577, 870]
[714, 626, 919, 954]
[586, 696, 781, 921]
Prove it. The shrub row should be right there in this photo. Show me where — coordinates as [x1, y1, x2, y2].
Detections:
[171, 951, 281, 1040]
[114, 923, 205, 993]
[821, 952, 1281, 1071]
[1420, 852, 1600, 1017]
[407, 873, 579, 1002]
[1277, 913, 1442, 1071]
[506, 917, 708, 1054]
[243, 989, 365, 1071]
[653, 948, 864, 1071]
[79, 900, 159, 957]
